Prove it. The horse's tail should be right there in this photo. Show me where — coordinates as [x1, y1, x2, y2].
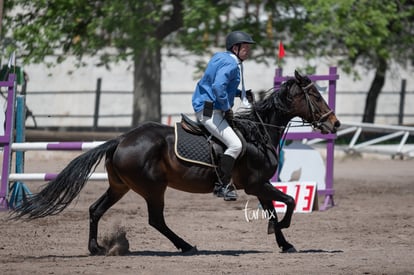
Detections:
[9, 137, 121, 220]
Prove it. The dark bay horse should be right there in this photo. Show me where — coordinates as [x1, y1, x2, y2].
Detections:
[10, 70, 340, 255]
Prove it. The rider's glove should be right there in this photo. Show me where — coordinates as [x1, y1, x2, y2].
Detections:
[224, 109, 234, 126]
[246, 89, 254, 103]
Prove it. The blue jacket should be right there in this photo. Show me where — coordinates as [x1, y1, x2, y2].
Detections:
[192, 52, 241, 113]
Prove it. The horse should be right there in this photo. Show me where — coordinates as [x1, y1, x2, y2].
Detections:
[10, 70, 340, 255]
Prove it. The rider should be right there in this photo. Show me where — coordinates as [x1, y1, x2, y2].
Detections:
[192, 30, 255, 201]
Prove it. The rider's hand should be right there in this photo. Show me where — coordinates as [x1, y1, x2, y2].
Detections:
[224, 109, 234, 124]
[246, 89, 254, 103]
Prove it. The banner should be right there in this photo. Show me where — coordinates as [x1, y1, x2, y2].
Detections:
[271, 181, 317, 213]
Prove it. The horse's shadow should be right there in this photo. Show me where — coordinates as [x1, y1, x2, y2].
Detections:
[128, 249, 270, 257]
[128, 248, 344, 257]
[24, 248, 344, 259]
[297, 249, 344, 254]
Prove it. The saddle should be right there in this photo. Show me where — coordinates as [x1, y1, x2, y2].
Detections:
[174, 114, 245, 167]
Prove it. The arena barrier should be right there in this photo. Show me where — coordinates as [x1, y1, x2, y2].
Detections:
[0, 75, 107, 209]
[274, 67, 339, 210]
[8, 141, 108, 182]
[0, 74, 17, 209]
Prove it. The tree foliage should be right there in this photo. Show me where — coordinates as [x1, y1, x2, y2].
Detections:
[293, 0, 414, 122]
[296, 0, 414, 75]
[2, 0, 414, 124]
[4, 1, 181, 67]
[2, 0, 293, 124]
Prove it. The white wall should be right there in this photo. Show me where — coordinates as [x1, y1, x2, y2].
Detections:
[18, 51, 414, 127]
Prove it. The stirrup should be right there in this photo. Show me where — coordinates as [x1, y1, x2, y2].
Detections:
[213, 183, 224, 197]
[213, 183, 238, 201]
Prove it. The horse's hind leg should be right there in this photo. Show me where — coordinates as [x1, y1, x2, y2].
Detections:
[146, 195, 195, 253]
[88, 184, 129, 255]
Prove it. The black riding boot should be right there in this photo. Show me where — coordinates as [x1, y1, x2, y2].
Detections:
[213, 154, 238, 201]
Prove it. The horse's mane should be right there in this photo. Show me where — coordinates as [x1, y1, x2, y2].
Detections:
[234, 79, 297, 145]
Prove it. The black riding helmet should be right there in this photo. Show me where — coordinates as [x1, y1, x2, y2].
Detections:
[225, 31, 256, 51]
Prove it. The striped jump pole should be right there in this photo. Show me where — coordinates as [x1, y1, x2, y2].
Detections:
[7, 141, 108, 181]
[11, 141, 105, 151]
[2, 141, 109, 209]
[8, 173, 108, 181]
[0, 78, 109, 209]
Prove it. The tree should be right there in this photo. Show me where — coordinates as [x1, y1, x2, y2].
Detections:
[0, 0, 4, 37]
[6, 1, 412, 125]
[3, 0, 183, 124]
[2, 0, 305, 124]
[292, 0, 414, 123]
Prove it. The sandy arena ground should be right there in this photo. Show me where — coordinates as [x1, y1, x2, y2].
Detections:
[0, 150, 413, 275]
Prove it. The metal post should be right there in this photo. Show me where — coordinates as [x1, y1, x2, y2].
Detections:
[322, 66, 338, 210]
[15, 96, 25, 173]
[0, 74, 16, 209]
[93, 78, 102, 130]
[8, 95, 32, 208]
[274, 67, 283, 90]
[398, 79, 406, 125]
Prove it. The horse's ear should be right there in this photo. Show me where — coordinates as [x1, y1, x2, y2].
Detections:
[294, 70, 303, 81]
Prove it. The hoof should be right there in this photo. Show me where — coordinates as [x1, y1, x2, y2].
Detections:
[89, 247, 106, 256]
[89, 241, 106, 256]
[281, 246, 297, 253]
[182, 246, 198, 255]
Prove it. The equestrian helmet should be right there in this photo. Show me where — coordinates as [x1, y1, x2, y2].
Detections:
[225, 31, 256, 50]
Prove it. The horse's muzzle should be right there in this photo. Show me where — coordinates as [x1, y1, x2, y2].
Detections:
[313, 114, 340, 134]
[320, 119, 341, 134]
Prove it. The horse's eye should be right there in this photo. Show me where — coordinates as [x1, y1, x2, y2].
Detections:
[310, 90, 322, 101]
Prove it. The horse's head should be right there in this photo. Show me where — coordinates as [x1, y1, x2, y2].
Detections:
[287, 70, 341, 134]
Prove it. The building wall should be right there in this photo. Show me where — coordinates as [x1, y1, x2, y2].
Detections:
[13, 51, 414, 128]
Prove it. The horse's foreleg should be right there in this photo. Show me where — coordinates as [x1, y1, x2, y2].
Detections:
[246, 182, 296, 252]
[89, 187, 128, 255]
[259, 199, 296, 253]
[247, 181, 295, 229]
[272, 185, 295, 229]
[146, 198, 195, 253]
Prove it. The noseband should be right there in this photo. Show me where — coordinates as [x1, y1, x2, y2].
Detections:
[299, 82, 333, 130]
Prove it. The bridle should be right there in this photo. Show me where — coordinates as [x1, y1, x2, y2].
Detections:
[250, 80, 332, 131]
[234, 79, 334, 165]
[298, 81, 333, 130]
[236, 80, 333, 145]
